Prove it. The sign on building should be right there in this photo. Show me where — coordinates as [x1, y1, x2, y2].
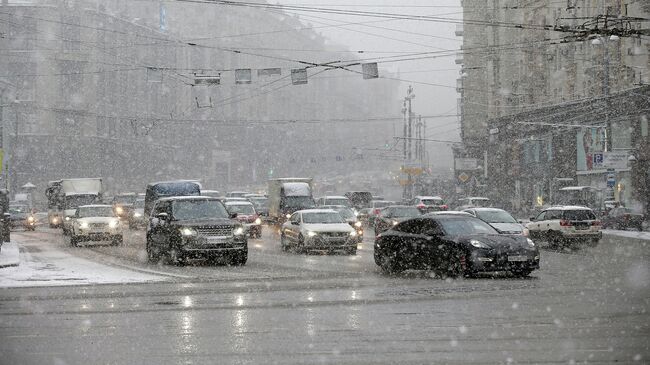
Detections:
[235, 69, 252, 84]
[593, 152, 629, 170]
[291, 69, 308, 85]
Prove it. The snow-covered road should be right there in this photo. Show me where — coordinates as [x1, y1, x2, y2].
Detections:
[0, 232, 165, 288]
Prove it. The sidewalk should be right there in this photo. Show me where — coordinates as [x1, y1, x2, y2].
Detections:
[603, 229, 650, 241]
[0, 242, 20, 268]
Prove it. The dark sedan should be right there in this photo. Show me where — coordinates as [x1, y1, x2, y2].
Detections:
[374, 215, 540, 277]
[374, 205, 422, 236]
[602, 207, 645, 231]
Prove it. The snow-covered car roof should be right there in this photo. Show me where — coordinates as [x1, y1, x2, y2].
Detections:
[156, 196, 221, 202]
[558, 186, 592, 191]
[148, 180, 201, 186]
[78, 204, 113, 208]
[320, 205, 349, 210]
[464, 207, 509, 212]
[320, 195, 347, 199]
[295, 209, 337, 214]
[425, 211, 473, 216]
[414, 196, 443, 200]
[543, 205, 593, 211]
[225, 201, 253, 206]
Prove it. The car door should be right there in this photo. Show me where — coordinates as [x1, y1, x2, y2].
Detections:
[543, 210, 562, 237]
[528, 211, 546, 238]
[419, 219, 447, 269]
[285, 213, 301, 243]
[149, 201, 171, 250]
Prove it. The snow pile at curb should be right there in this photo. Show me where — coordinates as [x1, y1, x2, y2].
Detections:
[0, 242, 20, 268]
[603, 229, 650, 241]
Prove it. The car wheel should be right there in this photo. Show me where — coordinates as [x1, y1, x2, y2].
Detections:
[230, 251, 248, 266]
[296, 234, 306, 254]
[112, 235, 123, 246]
[511, 269, 532, 278]
[146, 240, 159, 263]
[70, 235, 77, 247]
[445, 251, 465, 278]
[379, 252, 402, 274]
[168, 248, 185, 266]
[280, 233, 288, 252]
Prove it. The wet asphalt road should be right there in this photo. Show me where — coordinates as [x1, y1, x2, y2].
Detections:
[0, 227, 648, 364]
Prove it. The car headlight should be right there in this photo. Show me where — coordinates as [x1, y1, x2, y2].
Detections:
[27, 216, 35, 222]
[392, 220, 399, 226]
[255, 218, 262, 225]
[285, 214, 291, 219]
[469, 239, 491, 249]
[354, 221, 362, 227]
[526, 238, 535, 247]
[522, 228, 530, 237]
[133, 212, 142, 218]
[180, 227, 197, 236]
[79, 221, 89, 229]
[307, 231, 317, 237]
[349, 231, 357, 237]
[65, 216, 71, 221]
[234, 226, 245, 236]
[52, 217, 59, 223]
[354, 211, 359, 217]
[108, 219, 120, 228]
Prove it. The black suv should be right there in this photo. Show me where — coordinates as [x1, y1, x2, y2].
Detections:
[146, 196, 247, 265]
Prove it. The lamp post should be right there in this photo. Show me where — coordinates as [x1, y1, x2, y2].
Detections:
[591, 34, 619, 151]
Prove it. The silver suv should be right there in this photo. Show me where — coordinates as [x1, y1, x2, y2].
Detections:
[526, 206, 602, 247]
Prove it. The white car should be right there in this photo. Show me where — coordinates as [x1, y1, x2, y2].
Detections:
[70, 205, 123, 247]
[281, 209, 358, 255]
[463, 208, 526, 235]
[315, 196, 351, 208]
[526, 205, 602, 247]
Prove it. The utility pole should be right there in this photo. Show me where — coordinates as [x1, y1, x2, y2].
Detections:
[401, 86, 415, 201]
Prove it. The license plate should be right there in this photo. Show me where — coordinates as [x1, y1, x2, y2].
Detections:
[575, 226, 588, 230]
[508, 255, 528, 262]
[206, 237, 228, 244]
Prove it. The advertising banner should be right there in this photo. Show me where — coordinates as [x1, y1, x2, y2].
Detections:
[577, 127, 607, 171]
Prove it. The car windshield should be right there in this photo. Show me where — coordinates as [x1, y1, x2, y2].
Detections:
[302, 212, 345, 224]
[9, 206, 28, 214]
[438, 217, 498, 236]
[388, 207, 422, 217]
[227, 204, 256, 215]
[563, 210, 596, 221]
[476, 210, 517, 223]
[113, 196, 136, 204]
[250, 198, 268, 208]
[64, 195, 98, 209]
[284, 196, 316, 209]
[421, 199, 444, 205]
[325, 198, 350, 207]
[172, 200, 229, 220]
[335, 208, 355, 219]
[78, 206, 115, 218]
[133, 200, 145, 209]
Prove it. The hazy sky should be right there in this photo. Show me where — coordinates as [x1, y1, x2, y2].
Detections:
[275, 0, 463, 166]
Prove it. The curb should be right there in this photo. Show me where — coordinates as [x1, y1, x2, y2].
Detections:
[0, 242, 20, 268]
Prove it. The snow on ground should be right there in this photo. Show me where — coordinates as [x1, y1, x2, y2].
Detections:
[603, 229, 650, 241]
[0, 235, 165, 288]
[0, 242, 20, 268]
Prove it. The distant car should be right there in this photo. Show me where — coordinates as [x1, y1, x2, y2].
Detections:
[226, 191, 250, 198]
[463, 208, 526, 235]
[8, 205, 36, 231]
[281, 209, 358, 255]
[344, 191, 373, 210]
[316, 196, 351, 208]
[456, 197, 491, 210]
[374, 215, 539, 277]
[424, 211, 473, 217]
[70, 205, 123, 246]
[368, 200, 397, 227]
[147, 196, 247, 265]
[201, 190, 222, 198]
[322, 205, 363, 243]
[112, 193, 137, 221]
[221, 197, 249, 203]
[409, 196, 448, 213]
[224, 201, 262, 238]
[128, 199, 146, 229]
[602, 207, 645, 231]
[526, 206, 602, 247]
[374, 206, 422, 236]
[248, 196, 269, 217]
[357, 208, 371, 226]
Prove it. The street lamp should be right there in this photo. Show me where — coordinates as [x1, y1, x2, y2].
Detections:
[590, 34, 620, 151]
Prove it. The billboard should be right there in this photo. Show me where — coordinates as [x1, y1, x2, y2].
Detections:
[577, 127, 607, 171]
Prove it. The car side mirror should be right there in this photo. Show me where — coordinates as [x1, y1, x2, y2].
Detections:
[529, 217, 535, 222]
[229, 213, 238, 219]
[291, 221, 299, 225]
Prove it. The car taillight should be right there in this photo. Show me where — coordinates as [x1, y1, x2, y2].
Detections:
[441, 205, 448, 210]
[373, 208, 380, 215]
[417, 204, 425, 209]
[592, 220, 601, 226]
[560, 219, 572, 227]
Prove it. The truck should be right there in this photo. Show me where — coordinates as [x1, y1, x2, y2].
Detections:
[268, 178, 316, 224]
[46, 178, 104, 232]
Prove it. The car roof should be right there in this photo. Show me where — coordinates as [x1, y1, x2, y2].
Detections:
[544, 205, 593, 211]
[147, 180, 200, 187]
[156, 196, 221, 203]
[321, 195, 347, 199]
[296, 209, 337, 214]
[78, 204, 112, 208]
[465, 207, 507, 212]
[425, 211, 473, 216]
[385, 205, 418, 209]
[321, 205, 348, 209]
[415, 196, 443, 199]
[225, 201, 253, 206]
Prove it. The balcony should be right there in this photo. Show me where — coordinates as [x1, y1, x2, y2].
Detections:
[455, 24, 464, 37]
